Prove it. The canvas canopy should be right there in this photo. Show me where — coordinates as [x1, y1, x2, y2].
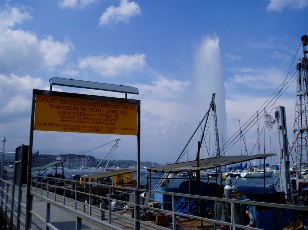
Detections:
[83, 169, 135, 179]
[148, 153, 276, 173]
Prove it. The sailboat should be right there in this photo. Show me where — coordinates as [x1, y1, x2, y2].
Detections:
[240, 166, 273, 178]
[222, 162, 246, 178]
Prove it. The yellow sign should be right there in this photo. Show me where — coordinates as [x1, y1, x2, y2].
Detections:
[34, 94, 138, 135]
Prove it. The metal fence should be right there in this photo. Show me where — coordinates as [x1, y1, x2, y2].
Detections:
[0, 176, 307, 230]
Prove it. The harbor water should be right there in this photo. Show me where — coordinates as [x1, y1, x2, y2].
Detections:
[53, 168, 278, 191]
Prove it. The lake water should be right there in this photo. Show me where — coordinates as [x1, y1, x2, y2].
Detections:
[6, 166, 278, 191]
[62, 168, 278, 191]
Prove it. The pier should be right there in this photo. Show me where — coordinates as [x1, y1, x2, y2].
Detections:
[0, 177, 158, 230]
[1, 175, 308, 230]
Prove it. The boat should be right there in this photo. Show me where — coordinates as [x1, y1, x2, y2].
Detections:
[31, 160, 68, 194]
[222, 169, 242, 178]
[222, 162, 246, 178]
[77, 168, 137, 204]
[79, 168, 136, 187]
[240, 166, 273, 178]
[200, 169, 220, 178]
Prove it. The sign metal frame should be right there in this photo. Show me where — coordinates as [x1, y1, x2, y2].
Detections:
[25, 85, 141, 229]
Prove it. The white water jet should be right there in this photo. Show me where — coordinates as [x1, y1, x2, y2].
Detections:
[194, 35, 227, 154]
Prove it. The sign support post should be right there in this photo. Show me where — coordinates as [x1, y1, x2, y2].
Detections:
[25, 91, 36, 230]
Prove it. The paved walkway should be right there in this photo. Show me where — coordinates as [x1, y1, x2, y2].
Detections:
[1, 184, 160, 230]
[30, 194, 106, 230]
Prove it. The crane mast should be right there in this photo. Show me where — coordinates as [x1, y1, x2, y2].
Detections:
[293, 35, 308, 191]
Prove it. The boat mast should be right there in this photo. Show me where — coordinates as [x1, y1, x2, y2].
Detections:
[155, 93, 217, 189]
[196, 93, 218, 182]
[213, 95, 220, 158]
[293, 35, 308, 189]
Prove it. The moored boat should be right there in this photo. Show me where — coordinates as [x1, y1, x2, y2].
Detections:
[223, 169, 242, 178]
[240, 167, 273, 178]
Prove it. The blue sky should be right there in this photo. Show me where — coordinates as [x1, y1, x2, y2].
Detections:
[0, 0, 307, 164]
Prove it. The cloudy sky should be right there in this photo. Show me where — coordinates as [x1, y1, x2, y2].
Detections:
[0, 0, 307, 164]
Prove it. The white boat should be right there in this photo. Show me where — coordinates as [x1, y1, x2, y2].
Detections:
[200, 169, 220, 178]
[240, 167, 273, 178]
[223, 169, 242, 178]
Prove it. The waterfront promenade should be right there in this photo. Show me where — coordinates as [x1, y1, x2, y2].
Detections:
[2, 177, 307, 230]
[1, 182, 161, 230]
[24, 192, 107, 230]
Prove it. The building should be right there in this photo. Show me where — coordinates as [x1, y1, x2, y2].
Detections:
[1, 151, 98, 169]
[32, 152, 56, 167]
[58, 154, 97, 169]
[0, 151, 16, 166]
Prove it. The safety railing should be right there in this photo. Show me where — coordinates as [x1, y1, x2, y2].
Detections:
[1, 175, 308, 230]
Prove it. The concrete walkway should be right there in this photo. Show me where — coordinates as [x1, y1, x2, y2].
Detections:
[1, 184, 159, 230]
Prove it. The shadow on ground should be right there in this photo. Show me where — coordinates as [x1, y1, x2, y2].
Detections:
[52, 221, 92, 230]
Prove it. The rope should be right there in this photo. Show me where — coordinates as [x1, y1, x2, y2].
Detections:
[220, 41, 301, 155]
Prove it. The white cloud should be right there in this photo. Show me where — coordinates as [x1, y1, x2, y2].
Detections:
[2, 95, 29, 113]
[61, 67, 80, 77]
[0, 7, 72, 73]
[137, 77, 191, 139]
[0, 74, 47, 151]
[78, 53, 146, 77]
[0, 7, 31, 30]
[58, 0, 97, 9]
[39, 36, 72, 69]
[225, 53, 241, 62]
[0, 74, 45, 118]
[134, 78, 193, 160]
[267, 0, 308, 11]
[0, 74, 44, 91]
[226, 68, 291, 107]
[225, 67, 290, 91]
[133, 77, 190, 99]
[99, 0, 141, 26]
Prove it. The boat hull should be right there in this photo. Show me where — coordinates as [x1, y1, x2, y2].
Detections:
[240, 171, 273, 178]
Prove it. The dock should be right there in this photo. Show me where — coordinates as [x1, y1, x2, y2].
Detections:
[0, 180, 161, 230]
[1, 176, 307, 230]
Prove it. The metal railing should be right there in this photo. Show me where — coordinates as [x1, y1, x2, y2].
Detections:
[1, 176, 307, 230]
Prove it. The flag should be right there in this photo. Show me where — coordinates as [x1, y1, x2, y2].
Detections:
[264, 110, 275, 130]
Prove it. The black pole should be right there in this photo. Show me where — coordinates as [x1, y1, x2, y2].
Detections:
[263, 130, 266, 193]
[196, 141, 201, 183]
[264, 157, 266, 193]
[135, 101, 141, 230]
[149, 170, 152, 190]
[25, 91, 36, 229]
[137, 101, 141, 189]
